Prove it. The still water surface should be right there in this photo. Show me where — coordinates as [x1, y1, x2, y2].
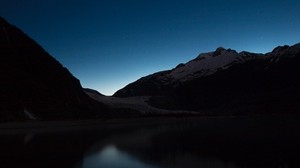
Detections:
[0, 116, 300, 168]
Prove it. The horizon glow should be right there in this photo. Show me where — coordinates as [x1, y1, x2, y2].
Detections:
[1, 0, 300, 95]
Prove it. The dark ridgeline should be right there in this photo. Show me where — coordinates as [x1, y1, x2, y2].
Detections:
[114, 43, 300, 115]
[0, 17, 110, 122]
[1, 16, 299, 122]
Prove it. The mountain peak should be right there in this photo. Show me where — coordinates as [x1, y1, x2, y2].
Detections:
[213, 47, 226, 57]
[271, 45, 290, 53]
[213, 47, 237, 57]
[215, 46, 226, 52]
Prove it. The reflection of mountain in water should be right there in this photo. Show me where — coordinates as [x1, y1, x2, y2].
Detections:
[0, 117, 299, 168]
[83, 145, 159, 168]
[84, 117, 300, 168]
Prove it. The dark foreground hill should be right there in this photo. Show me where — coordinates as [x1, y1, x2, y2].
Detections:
[0, 17, 110, 122]
[114, 43, 300, 115]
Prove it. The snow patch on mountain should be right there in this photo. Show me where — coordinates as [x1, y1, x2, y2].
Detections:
[170, 48, 239, 81]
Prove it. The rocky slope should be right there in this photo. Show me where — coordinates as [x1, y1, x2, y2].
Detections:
[0, 17, 110, 122]
[114, 43, 300, 115]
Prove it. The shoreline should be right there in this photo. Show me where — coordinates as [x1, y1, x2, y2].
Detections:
[0, 114, 298, 134]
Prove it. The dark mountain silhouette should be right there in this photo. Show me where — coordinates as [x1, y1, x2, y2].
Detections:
[0, 17, 110, 122]
[84, 88, 105, 97]
[114, 43, 300, 115]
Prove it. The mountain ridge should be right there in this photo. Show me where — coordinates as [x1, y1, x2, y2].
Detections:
[0, 17, 111, 122]
[113, 43, 300, 115]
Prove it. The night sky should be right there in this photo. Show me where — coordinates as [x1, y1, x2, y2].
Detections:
[1, 0, 300, 95]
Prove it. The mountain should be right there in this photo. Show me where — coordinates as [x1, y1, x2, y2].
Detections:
[114, 43, 300, 115]
[0, 17, 110, 122]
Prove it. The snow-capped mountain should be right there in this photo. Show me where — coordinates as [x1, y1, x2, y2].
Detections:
[170, 47, 265, 81]
[114, 43, 300, 115]
[113, 47, 264, 97]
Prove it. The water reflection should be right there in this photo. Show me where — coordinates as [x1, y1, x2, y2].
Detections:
[83, 145, 159, 168]
[81, 117, 300, 168]
[83, 144, 241, 168]
[0, 117, 299, 168]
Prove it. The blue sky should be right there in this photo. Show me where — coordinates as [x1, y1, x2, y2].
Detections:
[1, 0, 300, 95]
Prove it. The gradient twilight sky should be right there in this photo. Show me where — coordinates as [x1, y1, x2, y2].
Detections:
[1, 0, 300, 95]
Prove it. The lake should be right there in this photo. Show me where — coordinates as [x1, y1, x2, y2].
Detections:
[0, 116, 300, 168]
